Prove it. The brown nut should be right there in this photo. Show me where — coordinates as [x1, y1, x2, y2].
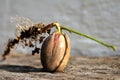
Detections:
[41, 31, 71, 72]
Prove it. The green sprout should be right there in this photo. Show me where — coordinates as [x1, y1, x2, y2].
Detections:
[53, 22, 117, 51]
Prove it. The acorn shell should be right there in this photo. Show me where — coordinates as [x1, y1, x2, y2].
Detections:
[41, 31, 71, 72]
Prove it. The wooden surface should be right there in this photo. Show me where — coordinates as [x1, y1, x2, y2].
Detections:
[0, 53, 120, 80]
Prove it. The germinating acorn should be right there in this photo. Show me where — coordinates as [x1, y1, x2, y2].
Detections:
[41, 31, 71, 72]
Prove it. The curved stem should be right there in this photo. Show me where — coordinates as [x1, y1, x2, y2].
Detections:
[53, 22, 62, 33]
[61, 26, 117, 51]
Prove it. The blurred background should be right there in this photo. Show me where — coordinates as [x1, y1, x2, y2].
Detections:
[0, 0, 120, 57]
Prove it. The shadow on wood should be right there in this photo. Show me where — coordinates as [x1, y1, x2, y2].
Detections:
[0, 64, 44, 73]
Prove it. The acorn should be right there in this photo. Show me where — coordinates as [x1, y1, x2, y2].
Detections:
[41, 31, 70, 72]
